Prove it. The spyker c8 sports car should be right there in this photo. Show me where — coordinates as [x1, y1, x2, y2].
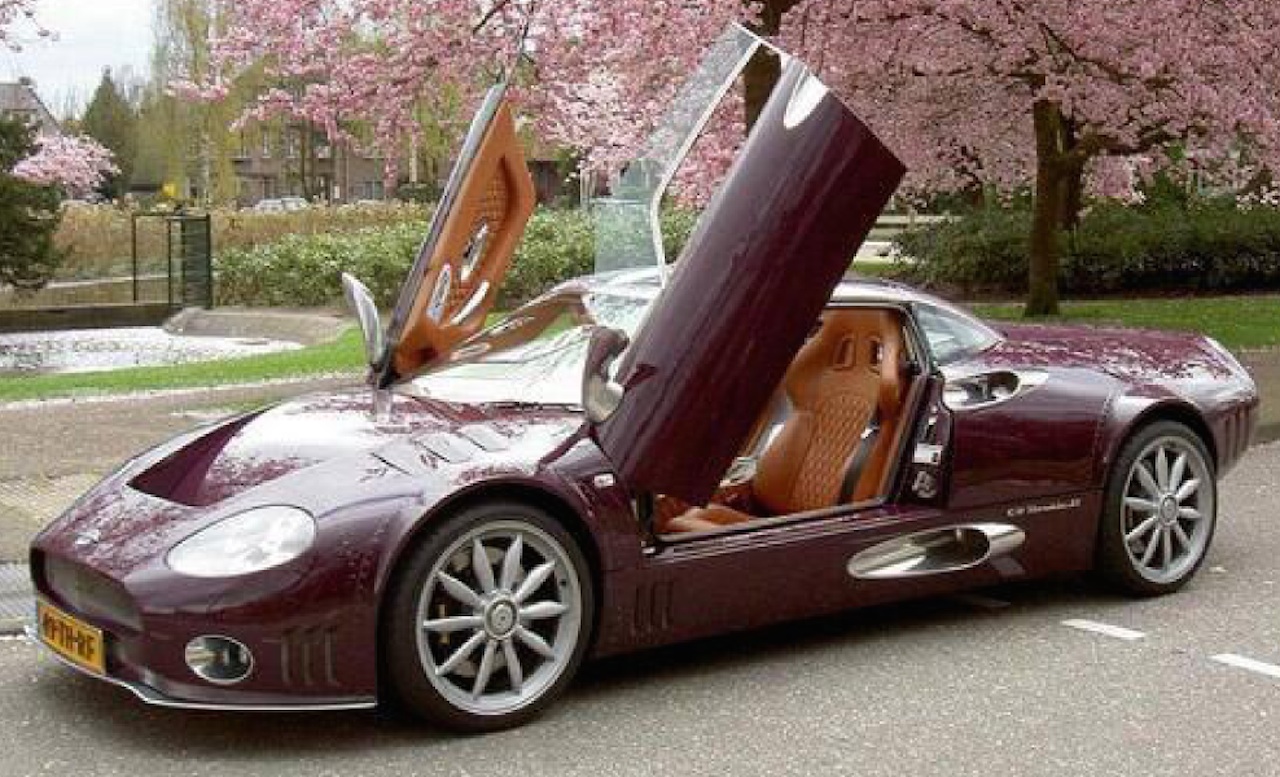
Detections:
[30, 25, 1257, 731]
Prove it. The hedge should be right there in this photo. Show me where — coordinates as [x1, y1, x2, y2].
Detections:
[215, 208, 699, 310]
[891, 201, 1280, 296]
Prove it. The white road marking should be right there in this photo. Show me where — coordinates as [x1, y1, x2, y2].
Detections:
[951, 593, 1011, 610]
[1211, 653, 1280, 680]
[1060, 619, 1146, 641]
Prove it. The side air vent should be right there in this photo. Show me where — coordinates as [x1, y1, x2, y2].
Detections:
[632, 581, 674, 637]
[847, 523, 1025, 580]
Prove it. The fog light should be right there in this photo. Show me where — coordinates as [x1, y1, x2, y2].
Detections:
[185, 636, 254, 685]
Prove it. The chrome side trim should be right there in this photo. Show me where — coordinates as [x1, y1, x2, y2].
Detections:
[26, 624, 376, 713]
[847, 523, 1026, 580]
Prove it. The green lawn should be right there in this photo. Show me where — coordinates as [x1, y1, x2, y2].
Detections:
[2, 294, 1276, 404]
[971, 295, 1280, 351]
[0, 328, 366, 403]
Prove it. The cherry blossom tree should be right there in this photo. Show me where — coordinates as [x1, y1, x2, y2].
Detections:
[13, 134, 119, 196]
[187, 0, 1280, 314]
[775, 0, 1280, 313]
[0, 0, 49, 49]
[538, 0, 1280, 313]
[0, 1, 115, 196]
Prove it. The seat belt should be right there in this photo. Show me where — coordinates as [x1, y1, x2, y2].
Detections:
[838, 409, 881, 503]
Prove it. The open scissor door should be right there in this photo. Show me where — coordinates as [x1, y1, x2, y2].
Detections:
[378, 85, 536, 387]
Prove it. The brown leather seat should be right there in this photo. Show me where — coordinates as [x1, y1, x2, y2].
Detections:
[662, 309, 907, 533]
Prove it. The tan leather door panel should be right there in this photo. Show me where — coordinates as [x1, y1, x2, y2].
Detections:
[384, 97, 535, 383]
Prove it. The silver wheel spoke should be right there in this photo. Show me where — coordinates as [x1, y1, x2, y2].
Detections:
[521, 601, 569, 620]
[1135, 463, 1161, 499]
[500, 534, 524, 591]
[1175, 478, 1201, 502]
[1140, 529, 1163, 566]
[503, 639, 524, 693]
[1178, 506, 1204, 522]
[1124, 497, 1158, 514]
[1161, 526, 1173, 570]
[472, 538, 497, 594]
[438, 572, 483, 609]
[1125, 515, 1160, 544]
[471, 640, 497, 697]
[423, 615, 483, 633]
[1172, 522, 1193, 551]
[436, 630, 486, 676]
[1155, 447, 1170, 490]
[1168, 453, 1188, 493]
[514, 562, 556, 603]
[514, 625, 555, 659]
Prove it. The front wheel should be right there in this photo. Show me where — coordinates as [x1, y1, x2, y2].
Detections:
[1096, 421, 1217, 596]
[384, 501, 594, 732]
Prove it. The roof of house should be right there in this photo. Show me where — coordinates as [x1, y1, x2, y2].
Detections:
[0, 80, 60, 136]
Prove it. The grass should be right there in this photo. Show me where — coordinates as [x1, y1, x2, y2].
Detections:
[0, 328, 366, 403]
[971, 295, 1280, 351]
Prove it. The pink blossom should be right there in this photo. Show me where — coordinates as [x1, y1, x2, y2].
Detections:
[181, 1, 1280, 203]
[13, 135, 118, 195]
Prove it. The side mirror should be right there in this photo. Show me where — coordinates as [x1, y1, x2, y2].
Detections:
[341, 273, 385, 369]
[582, 327, 629, 424]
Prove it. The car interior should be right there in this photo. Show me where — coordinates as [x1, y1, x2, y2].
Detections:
[654, 306, 924, 535]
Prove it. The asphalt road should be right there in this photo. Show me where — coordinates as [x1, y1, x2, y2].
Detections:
[2, 441, 1279, 776]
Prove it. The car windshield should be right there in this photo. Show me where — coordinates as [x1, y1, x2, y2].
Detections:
[412, 287, 653, 405]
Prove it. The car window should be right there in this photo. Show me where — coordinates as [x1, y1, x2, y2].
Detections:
[914, 303, 1000, 365]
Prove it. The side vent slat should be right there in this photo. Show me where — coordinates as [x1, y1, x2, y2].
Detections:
[631, 581, 675, 637]
[274, 626, 340, 688]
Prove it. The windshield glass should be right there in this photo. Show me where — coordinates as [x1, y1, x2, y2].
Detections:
[413, 286, 654, 405]
[915, 303, 1002, 366]
[591, 25, 760, 277]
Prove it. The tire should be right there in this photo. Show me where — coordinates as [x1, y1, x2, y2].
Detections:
[383, 500, 594, 732]
[1096, 420, 1217, 596]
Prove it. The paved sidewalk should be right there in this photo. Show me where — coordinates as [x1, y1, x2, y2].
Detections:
[0, 563, 28, 634]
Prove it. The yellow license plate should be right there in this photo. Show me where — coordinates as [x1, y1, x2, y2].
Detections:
[37, 600, 105, 675]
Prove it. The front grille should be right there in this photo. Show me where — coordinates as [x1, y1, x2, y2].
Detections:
[41, 555, 141, 632]
[271, 626, 340, 688]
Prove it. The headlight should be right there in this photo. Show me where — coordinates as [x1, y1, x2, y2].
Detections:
[167, 506, 316, 578]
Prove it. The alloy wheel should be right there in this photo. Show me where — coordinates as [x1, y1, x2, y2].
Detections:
[1119, 435, 1215, 585]
[414, 519, 582, 717]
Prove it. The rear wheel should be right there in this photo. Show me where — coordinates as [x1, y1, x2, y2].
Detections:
[1096, 421, 1217, 596]
[384, 501, 593, 732]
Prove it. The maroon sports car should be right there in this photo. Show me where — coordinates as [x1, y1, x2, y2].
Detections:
[30, 26, 1258, 731]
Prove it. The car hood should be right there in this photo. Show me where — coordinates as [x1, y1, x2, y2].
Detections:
[34, 389, 583, 580]
[128, 388, 580, 508]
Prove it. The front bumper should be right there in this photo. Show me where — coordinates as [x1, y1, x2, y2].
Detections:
[25, 617, 374, 712]
[29, 540, 383, 711]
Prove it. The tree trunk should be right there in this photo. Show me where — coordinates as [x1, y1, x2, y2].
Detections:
[743, 52, 781, 130]
[1057, 120, 1084, 230]
[742, 0, 803, 129]
[1027, 100, 1066, 317]
[1059, 160, 1085, 231]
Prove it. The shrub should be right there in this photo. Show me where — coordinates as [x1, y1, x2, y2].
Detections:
[891, 200, 1280, 297]
[56, 201, 428, 281]
[215, 208, 700, 310]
